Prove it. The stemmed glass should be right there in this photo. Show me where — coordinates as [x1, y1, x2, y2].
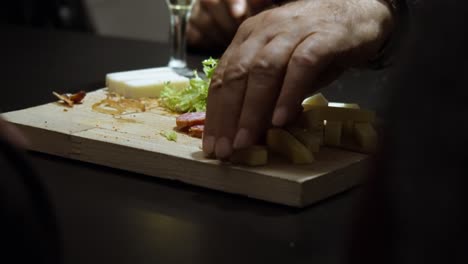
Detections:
[165, 0, 195, 77]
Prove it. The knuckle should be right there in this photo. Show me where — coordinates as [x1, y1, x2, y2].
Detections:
[291, 52, 322, 68]
[210, 76, 223, 90]
[250, 57, 281, 76]
[223, 62, 249, 83]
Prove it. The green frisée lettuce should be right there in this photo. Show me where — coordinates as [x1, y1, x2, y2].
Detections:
[160, 58, 218, 113]
[160, 130, 177, 142]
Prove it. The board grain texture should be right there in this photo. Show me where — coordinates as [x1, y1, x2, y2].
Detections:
[2, 89, 370, 207]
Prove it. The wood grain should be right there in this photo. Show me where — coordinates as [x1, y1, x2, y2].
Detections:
[2, 89, 370, 207]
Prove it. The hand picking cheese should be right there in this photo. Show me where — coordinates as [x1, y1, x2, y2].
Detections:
[230, 145, 268, 166]
[106, 67, 189, 98]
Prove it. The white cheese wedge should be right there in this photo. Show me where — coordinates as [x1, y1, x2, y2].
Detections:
[106, 67, 174, 94]
[106, 67, 189, 98]
[119, 75, 189, 99]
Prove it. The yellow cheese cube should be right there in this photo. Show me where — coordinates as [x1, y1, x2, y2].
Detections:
[287, 127, 321, 153]
[342, 120, 355, 137]
[302, 106, 375, 126]
[302, 93, 329, 111]
[267, 128, 314, 164]
[230, 145, 268, 166]
[354, 122, 378, 153]
[324, 121, 342, 147]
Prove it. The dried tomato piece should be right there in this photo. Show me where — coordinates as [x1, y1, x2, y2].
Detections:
[69, 90, 86, 104]
[53, 90, 87, 107]
[176, 112, 206, 130]
[188, 125, 204, 138]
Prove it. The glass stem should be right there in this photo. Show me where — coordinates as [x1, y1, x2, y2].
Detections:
[168, 8, 190, 69]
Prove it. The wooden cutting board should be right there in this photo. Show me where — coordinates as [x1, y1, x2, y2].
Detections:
[2, 89, 370, 207]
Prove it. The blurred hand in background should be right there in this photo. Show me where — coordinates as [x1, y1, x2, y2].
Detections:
[187, 0, 273, 51]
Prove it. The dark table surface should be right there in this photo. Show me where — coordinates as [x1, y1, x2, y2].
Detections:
[0, 24, 389, 264]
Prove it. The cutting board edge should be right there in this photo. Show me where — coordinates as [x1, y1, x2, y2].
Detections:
[11, 123, 306, 207]
[299, 157, 370, 206]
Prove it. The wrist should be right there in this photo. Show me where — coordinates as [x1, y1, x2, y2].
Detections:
[368, 0, 408, 69]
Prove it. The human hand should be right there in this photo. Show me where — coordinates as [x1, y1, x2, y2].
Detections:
[202, 0, 394, 159]
[187, 0, 273, 51]
[0, 118, 28, 149]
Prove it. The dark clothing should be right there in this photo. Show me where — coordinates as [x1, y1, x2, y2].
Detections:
[349, 1, 468, 263]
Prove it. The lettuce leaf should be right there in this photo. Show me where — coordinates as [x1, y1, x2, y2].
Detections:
[160, 57, 218, 113]
[160, 130, 177, 142]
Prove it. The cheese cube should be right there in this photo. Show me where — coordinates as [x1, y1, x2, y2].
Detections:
[354, 122, 378, 153]
[230, 145, 268, 166]
[267, 128, 314, 164]
[302, 106, 375, 124]
[302, 93, 329, 111]
[287, 127, 321, 153]
[324, 121, 342, 147]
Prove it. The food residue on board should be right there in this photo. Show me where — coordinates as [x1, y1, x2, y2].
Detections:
[53, 90, 86, 107]
[91, 93, 162, 117]
[92, 93, 145, 115]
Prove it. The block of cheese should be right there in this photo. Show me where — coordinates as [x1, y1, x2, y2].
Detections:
[106, 67, 174, 94]
[119, 75, 189, 99]
[106, 67, 189, 98]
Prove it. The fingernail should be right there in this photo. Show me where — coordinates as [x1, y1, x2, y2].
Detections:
[272, 107, 288, 127]
[215, 137, 232, 159]
[233, 128, 250, 150]
[203, 135, 215, 156]
[232, 2, 246, 18]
